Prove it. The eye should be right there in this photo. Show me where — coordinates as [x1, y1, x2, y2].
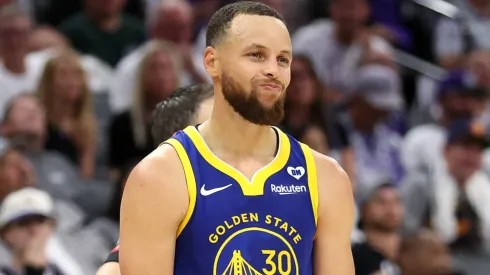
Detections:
[248, 52, 264, 60]
[277, 56, 290, 64]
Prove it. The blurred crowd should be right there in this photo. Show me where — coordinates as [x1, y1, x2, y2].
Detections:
[0, 0, 488, 274]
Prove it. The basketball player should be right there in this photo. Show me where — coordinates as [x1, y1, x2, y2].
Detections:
[96, 84, 214, 275]
[120, 2, 355, 275]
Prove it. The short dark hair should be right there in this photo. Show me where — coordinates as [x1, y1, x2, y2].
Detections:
[151, 84, 214, 146]
[206, 1, 285, 47]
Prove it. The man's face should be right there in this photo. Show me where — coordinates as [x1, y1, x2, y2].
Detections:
[143, 50, 178, 100]
[2, 96, 46, 139]
[206, 14, 292, 125]
[445, 141, 483, 182]
[440, 93, 479, 120]
[2, 215, 53, 254]
[151, 5, 193, 44]
[363, 186, 404, 232]
[347, 96, 385, 133]
[0, 150, 34, 201]
[0, 14, 30, 54]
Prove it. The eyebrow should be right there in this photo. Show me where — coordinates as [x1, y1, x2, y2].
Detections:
[245, 43, 292, 56]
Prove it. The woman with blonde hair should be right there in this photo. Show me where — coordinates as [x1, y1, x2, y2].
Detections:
[108, 40, 183, 179]
[37, 49, 97, 178]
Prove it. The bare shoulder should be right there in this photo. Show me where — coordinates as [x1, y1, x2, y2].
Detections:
[310, 149, 354, 216]
[119, 143, 188, 273]
[121, 143, 189, 224]
[311, 150, 351, 189]
[130, 144, 183, 181]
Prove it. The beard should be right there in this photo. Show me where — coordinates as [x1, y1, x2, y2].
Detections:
[221, 71, 285, 125]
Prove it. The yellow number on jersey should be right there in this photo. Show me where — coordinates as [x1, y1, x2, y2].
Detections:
[261, 250, 292, 275]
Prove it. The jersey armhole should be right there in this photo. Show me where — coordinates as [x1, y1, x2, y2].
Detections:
[164, 138, 197, 237]
[299, 143, 319, 226]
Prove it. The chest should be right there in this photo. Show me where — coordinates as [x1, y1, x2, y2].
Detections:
[214, 153, 275, 181]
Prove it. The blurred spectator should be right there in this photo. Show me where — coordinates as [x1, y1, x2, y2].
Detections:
[403, 70, 486, 174]
[403, 119, 490, 252]
[108, 40, 182, 178]
[293, 0, 394, 99]
[36, 51, 97, 178]
[434, 0, 490, 69]
[280, 55, 356, 183]
[58, 0, 145, 67]
[398, 230, 454, 275]
[110, 0, 207, 113]
[282, 55, 336, 154]
[466, 50, 490, 124]
[0, 4, 47, 117]
[27, 26, 68, 53]
[0, 139, 114, 273]
[0, 139, 34, 203]
[0, 94, 89, 202]
[0, 186, 116, 275]
[353, 183, 402, 275]
[0, 188, 65, 275]
[344, 65, 405, 187]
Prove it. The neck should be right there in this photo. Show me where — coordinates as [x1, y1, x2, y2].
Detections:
[1, 53, 26, 74]
[88, 11, 121, 32]
[200, 93, 276, 157]
[365, 229, 400, 260]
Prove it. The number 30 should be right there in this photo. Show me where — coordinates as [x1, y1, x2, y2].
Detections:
[262, 250, 292, 275]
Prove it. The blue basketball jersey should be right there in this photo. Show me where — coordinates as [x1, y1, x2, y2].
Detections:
[165, 126, 318, 275]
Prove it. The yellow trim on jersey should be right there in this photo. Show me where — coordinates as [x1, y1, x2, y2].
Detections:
[183, 126, 291, 196]
[164, 138, 197, 237]
[300, 143, 319, 226]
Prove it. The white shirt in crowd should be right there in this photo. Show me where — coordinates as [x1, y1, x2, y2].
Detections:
[109, 41, 208, 113]
[292, 19, 393, 94]
[0, 48, 114, 119]
[434, 0, 490, 60]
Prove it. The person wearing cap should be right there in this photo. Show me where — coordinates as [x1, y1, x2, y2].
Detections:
[352, 182, 403, 275]
[344, 64, 405, 187]
[402, 69, 487, 176]
[402, 118, 490, 252]
[0, 188, 64, 275]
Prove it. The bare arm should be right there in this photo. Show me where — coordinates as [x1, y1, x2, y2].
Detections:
[119, 145, 188, 275]
[339, 148, 357, 191]
[96, 262, 120, 275]
[313, 152, 355, 275]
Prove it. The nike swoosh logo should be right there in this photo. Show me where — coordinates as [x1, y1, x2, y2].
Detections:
[200, 184, 233, 196]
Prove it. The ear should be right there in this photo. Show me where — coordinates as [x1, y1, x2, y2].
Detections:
[203, 46, 220, 78]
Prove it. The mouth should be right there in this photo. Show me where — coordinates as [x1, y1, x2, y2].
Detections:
[259, 84, 282, 91]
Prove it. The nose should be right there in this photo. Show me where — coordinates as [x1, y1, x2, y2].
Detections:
[262, 58, 279, 79]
